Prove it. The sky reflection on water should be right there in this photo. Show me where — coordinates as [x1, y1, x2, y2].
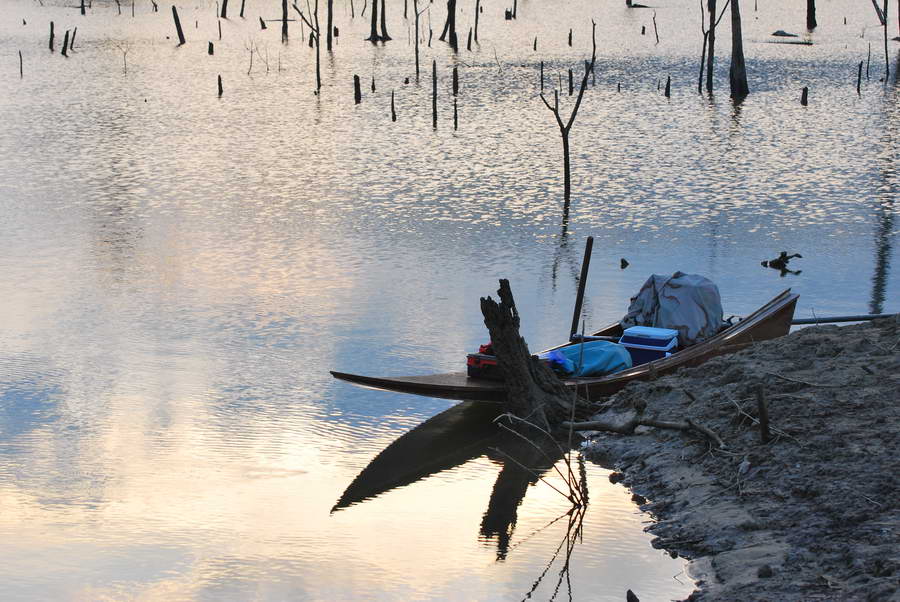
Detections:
[0, 0, 897, 599]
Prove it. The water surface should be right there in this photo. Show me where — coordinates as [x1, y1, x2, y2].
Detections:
[0, 0, 897, 599]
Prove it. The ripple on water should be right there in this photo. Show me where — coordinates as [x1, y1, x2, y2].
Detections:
[0, 0, 896, 599]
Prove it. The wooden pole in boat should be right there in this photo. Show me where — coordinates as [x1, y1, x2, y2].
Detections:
[569, 236, 594, 340]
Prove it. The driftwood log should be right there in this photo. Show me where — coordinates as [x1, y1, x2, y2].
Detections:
[479, 279, 594, 432]
[480, 279, 725, 447]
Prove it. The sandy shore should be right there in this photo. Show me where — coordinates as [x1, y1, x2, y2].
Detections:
[582, 316, 900, 601]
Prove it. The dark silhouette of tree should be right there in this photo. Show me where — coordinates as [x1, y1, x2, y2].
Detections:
[326, 0, 334, 50]
[413, 0, 427, 80]
[367, 0, 381, 41]
[698, 0, 729, 93]
[379, 0, 391, 40]
[540, 22, 596, 204]
[729, 0, 748, 98]
[705, 0, 720, 93]
[293, 2, 322, 90]
[439, 0, 458, 51]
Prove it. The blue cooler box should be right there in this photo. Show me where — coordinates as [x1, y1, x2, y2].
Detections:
[619, 326, 679, 365]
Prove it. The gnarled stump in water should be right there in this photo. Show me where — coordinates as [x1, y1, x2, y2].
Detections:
[479, 279, 593, 433]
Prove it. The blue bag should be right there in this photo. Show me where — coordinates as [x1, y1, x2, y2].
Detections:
[540, 340, 633, 377]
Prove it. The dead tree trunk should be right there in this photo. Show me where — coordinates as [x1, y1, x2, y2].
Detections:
[293, 2, 322, 91]
[540, 21, 597, 204]
[474, 0, 480, 42]
[439, 0, 458, 51]
[705, 0, 716, 93]
[806, 0, 816, 29]
[379, 0, 391, 40]
[729, 0, 749, 99]
[432, 59, 438, 128]
[326, 0, 334, 50]
[313, 0, 321, 89]
[172, 7, 186, 45]
[480, 280, 582, 432]
[367, 0, 380, 41]
[221, 0, 228, 18]
[884, 0, 890, 82]
[699, 0, 728, 93]
[414, 0, 423, 80]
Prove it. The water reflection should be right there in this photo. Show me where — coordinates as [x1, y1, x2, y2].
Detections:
[333, 402, 608, 599]
[2, 0, 898, 598]
[519, 504, 587, 601]
[871, 197, 895, 314]
[332, 404, 577, 552]
[332, 401, 503, 511]
[871, 73, 898, 313]
[480, 434, 570, 560]
[334, 402, 583, 565]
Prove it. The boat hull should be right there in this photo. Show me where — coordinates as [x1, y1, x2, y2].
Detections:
[331, 289, 799, 403]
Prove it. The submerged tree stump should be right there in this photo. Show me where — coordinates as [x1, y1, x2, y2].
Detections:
[479, 280, 588, 432]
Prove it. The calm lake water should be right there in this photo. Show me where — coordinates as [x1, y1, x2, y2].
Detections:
[1, 0, 897, 599]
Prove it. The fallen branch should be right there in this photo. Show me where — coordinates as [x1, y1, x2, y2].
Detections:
[687, 418, 726, 449]
[562, 416, 727, 449]
[561, 417, 638, 435]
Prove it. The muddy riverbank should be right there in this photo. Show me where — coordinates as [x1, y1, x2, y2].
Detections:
[583, 316, 900, 601]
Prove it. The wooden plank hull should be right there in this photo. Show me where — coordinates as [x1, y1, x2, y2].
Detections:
[331, 290, 799, 403]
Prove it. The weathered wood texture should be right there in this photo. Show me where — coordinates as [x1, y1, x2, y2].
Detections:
[479, 280, 585, 431]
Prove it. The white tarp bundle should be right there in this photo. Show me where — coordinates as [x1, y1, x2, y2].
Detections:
[621, 272, 726, 347]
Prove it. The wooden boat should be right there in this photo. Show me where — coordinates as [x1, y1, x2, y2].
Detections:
[331, 289, 799, 403]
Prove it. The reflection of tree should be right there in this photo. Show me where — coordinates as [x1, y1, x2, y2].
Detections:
[870, 199, 893, 314]
[334, 405, 589, 573]
[480, 434, 565, 560]
[86, 110, 144, 288]
[871, 59, 898, 313]
[520, 504, 587, 601]
[549, 229, 593, 331]
[479, 417, 588, 564]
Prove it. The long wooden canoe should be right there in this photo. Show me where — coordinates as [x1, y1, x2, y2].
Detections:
[331, 289, 799, 403]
